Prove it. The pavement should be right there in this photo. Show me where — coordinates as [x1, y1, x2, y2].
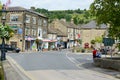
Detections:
[1, 50, 120, 80]
[2, 56, 32, 80]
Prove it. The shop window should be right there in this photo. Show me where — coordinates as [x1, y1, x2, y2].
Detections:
[11, 42, 17, 48]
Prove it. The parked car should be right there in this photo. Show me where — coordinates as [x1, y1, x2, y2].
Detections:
[0, 44, 20, 53]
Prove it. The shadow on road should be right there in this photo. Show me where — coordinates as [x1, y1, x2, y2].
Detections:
[81, 62, 120, 78]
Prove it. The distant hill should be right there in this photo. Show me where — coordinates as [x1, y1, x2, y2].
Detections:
[34, 7, 95, 25]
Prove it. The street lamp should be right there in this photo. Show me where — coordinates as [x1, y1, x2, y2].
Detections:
[1, 4, 7, 61]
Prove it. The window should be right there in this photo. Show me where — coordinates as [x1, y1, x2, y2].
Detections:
[43, 19, 47, 26]
[32, 17, 36, 24]
[38, 18, 42, 25]
[25, 28, 30, 35]
[10, 14, 19, 22]
[32, 28, 36, 36]
[38, 28, 42, 37]
[14, 30, 18, 34]
[43, 30, 47, 35]
[11, 42, 17, 48]
[26, 15, 31, 23]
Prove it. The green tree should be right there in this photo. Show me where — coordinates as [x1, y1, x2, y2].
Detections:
[73, 15, 79, 25]
[0, 24, 14, 41]
[35, 7, 95, 24]
[64, 14, 72, 22]
[90, 0, 120, 38]
[95, 36, 103, 43]
[0, 1, 2, 16]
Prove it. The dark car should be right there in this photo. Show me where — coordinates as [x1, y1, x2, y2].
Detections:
[0, 44, 20, 53]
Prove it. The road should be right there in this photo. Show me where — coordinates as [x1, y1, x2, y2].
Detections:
[7, 50, 120, 80]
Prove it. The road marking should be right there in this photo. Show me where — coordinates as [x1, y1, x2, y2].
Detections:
[66, 52, 82, 69]
[66, 52, 76, 64]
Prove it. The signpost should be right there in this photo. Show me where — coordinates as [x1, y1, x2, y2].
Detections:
[103, 38, 115, 46]
[103, 38, 115, 58]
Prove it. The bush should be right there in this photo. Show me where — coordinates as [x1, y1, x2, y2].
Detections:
[81, 49, 85, 53]
[72, 47, 85, 53]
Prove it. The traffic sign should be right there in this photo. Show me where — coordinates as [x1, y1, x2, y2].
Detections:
[103, 38, 115, 46]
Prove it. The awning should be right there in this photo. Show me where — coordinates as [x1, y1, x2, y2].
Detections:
[42, 39, 57, 42]
[25, 36, 36, 41]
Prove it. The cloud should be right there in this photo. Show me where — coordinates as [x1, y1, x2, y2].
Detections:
[1, 0, 94, 10]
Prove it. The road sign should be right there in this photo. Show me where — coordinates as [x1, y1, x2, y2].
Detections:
[103, 38, 115, 46]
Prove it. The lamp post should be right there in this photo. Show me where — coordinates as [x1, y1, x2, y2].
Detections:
[1, 4, 7, 61]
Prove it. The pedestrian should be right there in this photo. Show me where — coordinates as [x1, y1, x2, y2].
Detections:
[96, 48, 102, 58]
[39, 44, 43, 52]
[57, 44, 60, 51]
[59, 44, 62, 51]
[92, 48, 97, 58]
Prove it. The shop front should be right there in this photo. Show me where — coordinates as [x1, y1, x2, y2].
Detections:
[25, 36, 36, 51]
[42, 39, 57, 51]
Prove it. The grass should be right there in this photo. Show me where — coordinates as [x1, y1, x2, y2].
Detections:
[0, 61, 4, 80]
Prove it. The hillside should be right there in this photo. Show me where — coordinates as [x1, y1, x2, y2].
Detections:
[35, 8, 95, 25]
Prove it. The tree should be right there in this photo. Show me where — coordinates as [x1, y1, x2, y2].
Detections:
[95, 36, 103, 43]
[0, 24, 14, 41]
[73, 15, 80, 25]
[64, 14, 72, 22]
[90, 0, 120, 39]
[35, 7, 94, 24]
[0, 1, 2, 16]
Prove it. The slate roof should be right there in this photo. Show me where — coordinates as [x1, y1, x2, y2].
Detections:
[7, 7, 47, 18]
[59, 20, 69, 27]
[81, 21, 107, 29]
[48, 24, 67, 37]
[54, 29, 67, 37]
[48, 25, 57, 34]
[68, 22, 80, 29]
[59, 20, 78, 28]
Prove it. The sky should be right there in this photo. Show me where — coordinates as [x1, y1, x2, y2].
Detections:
[1, 0, 94, 10]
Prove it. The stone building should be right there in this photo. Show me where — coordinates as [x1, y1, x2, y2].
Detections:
[0, 7, 48, 52]
[50, 19, 80, 48]
[80, 21, 107, 48]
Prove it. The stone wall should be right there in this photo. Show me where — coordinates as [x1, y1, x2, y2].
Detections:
[81, 29, 106, 48]
[94, 58, 120, 71]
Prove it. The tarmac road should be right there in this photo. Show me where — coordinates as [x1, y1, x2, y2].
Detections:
[7, 50, 120, 80]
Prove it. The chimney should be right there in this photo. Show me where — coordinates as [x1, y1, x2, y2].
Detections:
[30, 7, 35, 11]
